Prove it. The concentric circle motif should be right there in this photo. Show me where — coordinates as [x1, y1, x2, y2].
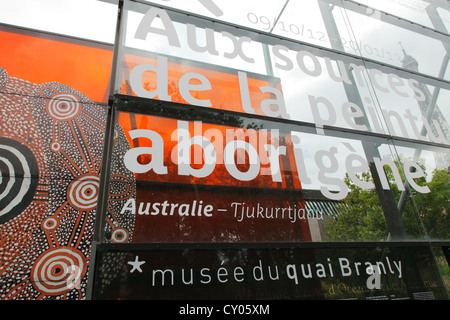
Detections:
[0, 137, 39, 224]
[45, 93, 81, 121]
[50, 142, 61, 152]
[67, 175, 100, 211]
[42, 217, 59, 231]
[111, 228, 129, 243]
[31, 247, 86, 296]
[109, 174, 135, 201]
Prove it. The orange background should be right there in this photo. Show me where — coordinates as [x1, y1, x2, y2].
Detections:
[0, 28, 113, 103]
[120, 53, 284, 115]
[117, 112, 302, 190]
[0, 27, 300, 190]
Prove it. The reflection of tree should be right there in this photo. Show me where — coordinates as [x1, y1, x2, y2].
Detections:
[324, 172, 388, 241]
[324, 164, 449, 241]
[415, 169, 450, 239]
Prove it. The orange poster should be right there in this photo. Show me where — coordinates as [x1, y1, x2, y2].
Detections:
[0, 26, 113, 103]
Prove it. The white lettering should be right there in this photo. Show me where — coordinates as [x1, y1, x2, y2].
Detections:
[123, 129, 168, 174]
[135, 7, 180, 46]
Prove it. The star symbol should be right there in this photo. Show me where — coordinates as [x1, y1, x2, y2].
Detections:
[128, 256, 145, 273]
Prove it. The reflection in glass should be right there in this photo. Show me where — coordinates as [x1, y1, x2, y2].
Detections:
[351, 0, 450, 33]
[393, 143, 450, 241]
[0, 0, 118, 43]
[340, 0, 450, 80]
[93, 244, 450, 300]
[109, 0, 450, 244]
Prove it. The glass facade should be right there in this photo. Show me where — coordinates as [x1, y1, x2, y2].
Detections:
[0, 0, 449, 300]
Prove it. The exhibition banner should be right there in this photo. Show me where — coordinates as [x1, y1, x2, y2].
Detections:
[1, 0, 449, 302]
[112, 110, 312, 243]
[116, 112, 299, 190]
[119, 183, 312, 243]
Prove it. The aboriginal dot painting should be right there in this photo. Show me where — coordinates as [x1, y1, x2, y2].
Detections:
[0, 66, 135, 300]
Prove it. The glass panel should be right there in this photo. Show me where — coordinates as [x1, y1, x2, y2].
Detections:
[1, 0, 448, 301]
[351, 0, 450, 32]
[93, 243, 450, 300]
[108, 108, 310, 243]
[360, 61, 450, 145]
[120, 1, 269, 78]
[116, 2, 389, 136]
[340, 0, 450, 80]
[117, 1, 450, 143]
[107, 1, 449, 244]
[115, 49, 283, 115]
[103, 94, 442, 243]
[433, 246, 450, 296]
[144, 0, 288, 31]
[255, 0, 335, 49]
[392, 141, 450, 241]
[0, 25, 114, 104]
[0, 0, 118, 43]
[140, 0, 450, 81]
[141, 0, 361, 55]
